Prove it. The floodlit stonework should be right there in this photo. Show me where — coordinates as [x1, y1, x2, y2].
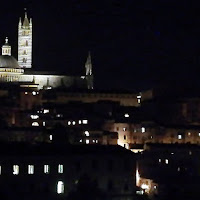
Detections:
[0, 11, 93, 90]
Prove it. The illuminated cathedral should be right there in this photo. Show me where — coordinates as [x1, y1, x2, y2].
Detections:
[0, 11, 93, 90]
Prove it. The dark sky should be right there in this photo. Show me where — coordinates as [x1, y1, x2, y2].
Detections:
[0, 0, 199, 91]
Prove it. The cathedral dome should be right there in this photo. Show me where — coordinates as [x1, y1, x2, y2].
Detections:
[0, 55, 20, 68]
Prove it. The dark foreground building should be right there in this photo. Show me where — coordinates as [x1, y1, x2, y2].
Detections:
[0, 143, 136, 200]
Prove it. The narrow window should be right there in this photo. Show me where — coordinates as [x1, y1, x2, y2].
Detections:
[44, 165, 50, 174]
[13, 165, 19, 175]
[28, 165, 34, 174]
[58, 164, 63, 174]
[124, 135, 126, 140]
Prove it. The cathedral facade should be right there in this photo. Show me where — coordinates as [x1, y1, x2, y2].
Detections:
[0, 12, 93, 90]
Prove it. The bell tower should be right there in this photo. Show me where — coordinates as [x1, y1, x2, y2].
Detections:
[18, 9, 32, 68]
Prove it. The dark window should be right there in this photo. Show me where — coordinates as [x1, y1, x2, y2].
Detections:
[124, 135, 126, 140]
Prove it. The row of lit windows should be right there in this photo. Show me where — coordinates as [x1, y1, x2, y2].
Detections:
[177, 132, 200, 140]
[0, 164, 64, 175]
[117, 127, 146, 133]
[68, 119, 88, 125]
[79, 139, 98, 144]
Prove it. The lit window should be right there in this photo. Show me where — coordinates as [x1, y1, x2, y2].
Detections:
[80, 139, 82, 143]
[32, 91, 36, 95]
[93, 139, 95, 143]
[58, 164, 63, 174]
[43, 109, 49, 114]
[28, 165, 34, 174]
[32, 122, 39, 127]
[150, 136, 153, 139]
[68, 121, 71, 125]
[82, 120, 88, 124]
[141, 127, 145, 133]
[72, 121, 76, 125]
[188, 132, 191, 136]
[49, 134, 53, 141]
[171, 152, 174, 155]
[141, 183, 149, 190]
[159, 159, 161, 163]
[189, 151, 192, 155]
[96, 140, 98, 143]
[25, 92, 28, 95]
[154, 185, 157, 189]
[13, 165, 19, 175]
[178, 135, 182, 140]
[43, 121, 46, 126]
[30, 115, 39, 120]
[78, 120, 82, 124]
[137, 95, 141, 104]
[44, 165, 50, 174]
[124, 113, 129, 118]
[84, 131, 89, 137]
[165, 159, 169, 164]
[57, 181, 64, 194]
[123, 128, 127, 131]
[86, 139, 89, 144]
[198, 133, 200, 137]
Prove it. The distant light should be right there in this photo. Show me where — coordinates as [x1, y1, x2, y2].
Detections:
[32, 122, 39, 127]
[123, 128, 127, 131]
[44, 165, 50, 174]
[141, 183, 149, 190]
[25, 92, 28, 95]
[28, 165, 34, 174]
[57, 181, 64, 194]
[43, 121, 46, 126]
[49, 135, 52, 141]
[141, 127, 145, 133]
[188, 132, 191, 136]
[78, 120, 82, 124]
[32, 91, 36, 95]
[86, 139, 89, 144]
[58, 164, 63, 174]
[72, 121, 76, 125]
[79, 139, 82, 143]
[165, 159, 169, 164]
[13, 165, 19, 175]
[154, 185, 157, 189]
[124, 113, 129, 118]
[198, 133, 200, 137]
[82, 119, 88, 124]
[85, 131, 89, 137]
[30, 115, 39, 119]
[68, 121, 71, 125]
[159, 159, 161, 163]
[178, 134, 182, 140]
[43, 109, 49, 114]
[171, 152, 174, 155]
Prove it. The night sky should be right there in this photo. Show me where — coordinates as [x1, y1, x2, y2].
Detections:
[0, 0, 199, 91]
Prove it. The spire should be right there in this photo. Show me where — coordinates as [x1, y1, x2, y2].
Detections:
[19, 17, 22, 26]
[85, 51, 92, 76]
[2, 37, 11, 56]
[23, 8, 29, 27]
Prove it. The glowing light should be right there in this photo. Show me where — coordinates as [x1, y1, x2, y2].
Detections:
[32, 91, 36, 95]
[165, 159, 169, 164]
[141, 183, 149, 190]
[159, 159, 161, 163]
[30, 115, 39, 119]
[43, 109, 49, 114]
[178, 135, 182, 140]
[13, 165, 19, 175]
[28, 165, 34, 174]
[72, 121, 76, 125]
[82, 120, 88, 124]
[85, 131, 89, 137]
[188, 132, 191, 136]
[123, 128, 127, 131]
[32, 122, 39, 126]
[80, 139, 82, 143]
[141, 127, 145, 133]
[198, 133, 200, 137]
[44, 165, 50, 174]
[43, 121, 46, 126]
[58, 164, 63, 173]
[68, 121, 71, 125]
[124, 113, 129, 118]
[78, 120, 82, 124]
[49, 135, 52, 141]
[57, 181, 64, 194]
[86, 139, 89, 144]
[136, 168, 140, 186]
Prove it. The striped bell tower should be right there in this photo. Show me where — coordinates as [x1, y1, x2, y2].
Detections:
[18, 9, 32, 68]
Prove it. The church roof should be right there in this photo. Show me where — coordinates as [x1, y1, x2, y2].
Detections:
[0, 55, 20, 68]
